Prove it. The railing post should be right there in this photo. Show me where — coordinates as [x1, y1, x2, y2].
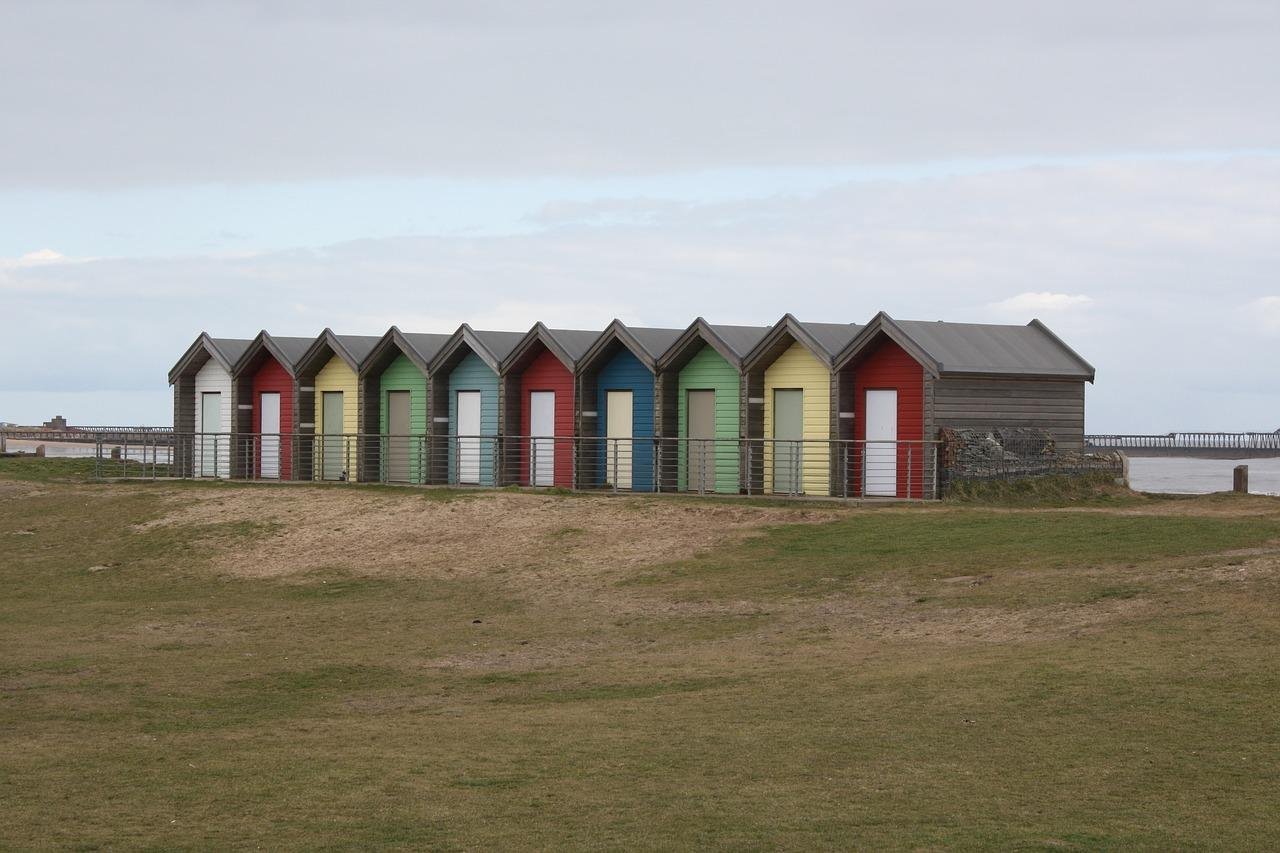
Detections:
[907, 444, 913, 500]
[842, 443, 848, 499]
[932, 444, 938, 499]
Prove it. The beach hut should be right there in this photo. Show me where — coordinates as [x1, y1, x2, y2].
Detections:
[655, 318, 772, 493]
[295, 330, 380, 481]
[168, 333, 252, 478]
[428, 325, 525, 486]
[741, 315, 860, 496]
[499, 323, 601, 488]
[834, 313, 1095, 497]
[231, 331, 314, 479]
[358, 328, 451, 483]
[575, 320, 684, 492]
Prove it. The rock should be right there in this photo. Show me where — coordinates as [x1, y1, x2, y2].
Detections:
[87, 565, 111, 573]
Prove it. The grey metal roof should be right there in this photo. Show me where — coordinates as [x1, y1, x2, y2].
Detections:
[335, 334, 381, 366]
[894, 319, 1094, 378]
[471, 329, 526, 364]
[797, 322, 861, 358]
[209, 337, 252, 368]
[400, 332, 452, 365]
[706, 324, 772, 359]
[267, 335, 315, 369]
[545, 329, 602, 363]
[628, 326, 685, 359]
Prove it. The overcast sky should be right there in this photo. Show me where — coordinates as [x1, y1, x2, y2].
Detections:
[3, 0, 1278, 430]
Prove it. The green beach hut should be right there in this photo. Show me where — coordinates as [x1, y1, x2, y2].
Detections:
[656, 318, 772, 493]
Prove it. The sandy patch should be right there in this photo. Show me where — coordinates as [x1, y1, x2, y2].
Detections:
[135, 487, 841, 589]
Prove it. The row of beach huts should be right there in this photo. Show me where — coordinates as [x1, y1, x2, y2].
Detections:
[169, 312, 1094, 498]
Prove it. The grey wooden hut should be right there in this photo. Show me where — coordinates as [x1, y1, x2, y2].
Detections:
[834, 312, 1096, 451]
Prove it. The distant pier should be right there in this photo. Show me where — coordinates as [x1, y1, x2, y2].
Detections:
[1086, 433, 1280, 459]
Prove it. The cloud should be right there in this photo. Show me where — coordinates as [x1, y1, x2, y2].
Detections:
[3, 156, 1279, 430]
[1, 1, 1279, 188]
[1, 249, 69, 268]
[1251, 296, 1280, 334]
[988, 292, 1094, 317]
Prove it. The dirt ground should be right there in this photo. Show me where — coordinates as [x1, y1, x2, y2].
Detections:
[135, 485, 841, 581]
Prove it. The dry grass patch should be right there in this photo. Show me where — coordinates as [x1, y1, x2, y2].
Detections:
[134, 486, 841, 584]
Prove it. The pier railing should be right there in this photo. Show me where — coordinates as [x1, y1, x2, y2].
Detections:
[88, 431, 942, 500]
[1087, 433, 1280, 451]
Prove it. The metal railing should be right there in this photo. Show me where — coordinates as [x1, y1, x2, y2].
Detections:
[91, 432, 942, 499]
[1087, 432, 1280, 451]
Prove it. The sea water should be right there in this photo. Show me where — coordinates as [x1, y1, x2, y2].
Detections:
[1126, 457, 1280, 496]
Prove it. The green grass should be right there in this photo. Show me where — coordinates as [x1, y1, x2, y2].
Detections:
[944, 471, 1140, 505]
[3, 461, 1280, 849]
[634, 509, 1280, 603]
[0, 455, 108, 482]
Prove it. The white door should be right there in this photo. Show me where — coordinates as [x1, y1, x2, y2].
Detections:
[864, 389, 898, 497]
[772, 389, 803, 494]
[200, 392, 221, 477]
[530, 391, 555, 486]
[457, 390, 482, 484]
[260, 392, 280, 479]
[605, 390, 633, 489]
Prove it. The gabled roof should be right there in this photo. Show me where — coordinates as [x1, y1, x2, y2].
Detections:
[168, 332, 253, 384]
[297, 328, 382, 375]
[835, 312, 1096, 381]
[741, 314, 860, 372]
[231, 330, 315, 378]
[657, 317, 773, 372]
[501, 323, 603, 375]
[578, 319, 685, 373]
[359, 326, 453, 376]
[428, 324, 526, 374]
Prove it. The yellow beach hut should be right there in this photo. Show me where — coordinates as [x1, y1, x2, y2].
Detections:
[295, 329, 380, 481]
[741, 315, 859, 496]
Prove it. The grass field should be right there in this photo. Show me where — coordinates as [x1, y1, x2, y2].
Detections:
[3, 458, 1280, 849]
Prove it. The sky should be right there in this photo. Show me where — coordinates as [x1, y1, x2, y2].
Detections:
[2, 0, 1279, 431]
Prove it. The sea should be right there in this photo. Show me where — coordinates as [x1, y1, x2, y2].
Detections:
[1125, 456, 1280, 496]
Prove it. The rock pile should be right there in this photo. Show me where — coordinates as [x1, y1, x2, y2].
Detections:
[939, 427, 1122, 483]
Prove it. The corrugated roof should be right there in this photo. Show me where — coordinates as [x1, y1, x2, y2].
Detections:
[268, 335, 315, 369]
[707, 324, 772, 359]
[797, 322, 860, 358]
[894, 319, 1093, 378]
[471, 329, 526, 364]
[335, 334, 381, 366]
[210, 337, 252, 367]
[545, 329, 602, 363]
[400, 332, 452, 365]
[628, 326, 684, 359]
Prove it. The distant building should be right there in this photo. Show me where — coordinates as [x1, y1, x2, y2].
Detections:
[43, 415, 68, 429]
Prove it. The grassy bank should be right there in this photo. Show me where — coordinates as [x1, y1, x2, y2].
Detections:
[3, 458, 1280, 849]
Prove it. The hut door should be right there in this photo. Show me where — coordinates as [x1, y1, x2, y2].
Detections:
[773, 389, 803, 494]
[200, 391, 221, 477]
[322, 391, 345, 480]
[864, 389, 898, 496]
[605, 390, 633, 489]
[687, 389, 715, 492]
[457, 390, 482, 484]
[260, 392, 280, 479]
[530, 391, 555, 486]
[387, 390, 410, 482]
